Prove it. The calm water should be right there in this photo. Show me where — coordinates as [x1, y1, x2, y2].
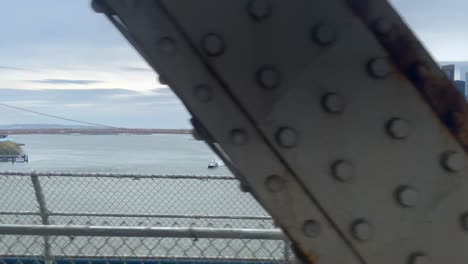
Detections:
[0, 134, 267, 226]
[0, 134, 232, 175]
[0, 134, 274, 258]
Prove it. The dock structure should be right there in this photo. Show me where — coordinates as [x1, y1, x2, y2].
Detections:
[0, 154, 28, 163]
[0, 134, 28, 163]
[0, 135, 28, 163]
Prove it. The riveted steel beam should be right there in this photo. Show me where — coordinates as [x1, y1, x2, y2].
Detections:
[93, 1, 363, 263]
[93, 1, 468, 263]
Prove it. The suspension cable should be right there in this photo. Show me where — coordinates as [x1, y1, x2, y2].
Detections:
[0, 103, 121, 129]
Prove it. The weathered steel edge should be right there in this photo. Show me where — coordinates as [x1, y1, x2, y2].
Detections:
[348, 0, 468, 154]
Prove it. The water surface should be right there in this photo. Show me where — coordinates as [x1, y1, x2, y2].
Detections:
[0, 134, 231, 175]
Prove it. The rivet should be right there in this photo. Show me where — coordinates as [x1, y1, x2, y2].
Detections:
[396, 186, 419, 208]
[408, 253, 432, 264]
[415, 63, 431, 78]
[229, 129, 248, 145]
[256, 66, 281, 89]
[303, 220, 321, 238]
[158, 75, 168, 85]
[194, 85, 213, 102]
[275, 127, 298, 148]
[460, 212, 468, 231]
[91, 0, 105, 13]
[441, 151, 464, 172]
[247, 0, 271, 21]
[351, 219, 373, 242]
[201, 33, 225, 57]
[190, 118, 213, 142]
[311, 23, 336, 46]
[408, 63, 431, 83]
[265, 175, 285, 192]
[239, 182, 251, 193]
[367, 57, 391, 78]
[331, 160, 354, 182]
[448, 111, 464, 129]
[321, 93, 344, 114]
[191, 128, 203, 141]
[372, 18, 393, 35]
[386, 118, 410, 139]
[157, 37, 177, 55]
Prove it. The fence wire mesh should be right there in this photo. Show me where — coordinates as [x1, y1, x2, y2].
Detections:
[0, 172, 291, 263]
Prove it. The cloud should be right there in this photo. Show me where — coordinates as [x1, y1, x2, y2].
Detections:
[28, 79, 104, 85]
[121, 66, 152, 72]
[63, 103, 97, 108]
[0, 66, 27, 71]
[0, 88, 179, 107]
[0, 88, 190, 128]
[1, 100, 50, 107]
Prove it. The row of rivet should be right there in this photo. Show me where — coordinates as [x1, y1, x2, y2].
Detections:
[153, 11, 465, 263]
[264, 174, 322, 238]
[371, 15, 434, 264]
[373, 18, 468, 260]
[190, 31, 456, 263]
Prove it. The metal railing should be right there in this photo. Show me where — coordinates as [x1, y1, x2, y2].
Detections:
[0, 171, 291, 263]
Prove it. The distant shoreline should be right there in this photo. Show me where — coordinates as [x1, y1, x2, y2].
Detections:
[0, 128, 192, 135]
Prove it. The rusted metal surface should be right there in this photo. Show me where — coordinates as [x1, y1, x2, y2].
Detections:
[289, 241, 319, 264]
[348, 0, 468, 153]
[93, 1, 468, 263]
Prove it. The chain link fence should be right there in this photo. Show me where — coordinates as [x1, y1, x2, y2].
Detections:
[0, 172, 291, 264]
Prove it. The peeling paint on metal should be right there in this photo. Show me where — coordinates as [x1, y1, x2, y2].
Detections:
[348, 0, 468, 153]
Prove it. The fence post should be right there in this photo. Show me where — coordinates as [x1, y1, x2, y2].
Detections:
[283, 239, 291, 264]
[30, 171, 52, 264]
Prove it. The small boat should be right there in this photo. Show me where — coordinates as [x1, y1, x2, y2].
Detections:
[208, 160, 218, 169]
[0, 154, 29, 163]
[208, 159, 224, 169]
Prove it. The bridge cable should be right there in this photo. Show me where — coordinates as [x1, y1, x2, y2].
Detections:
[0, 103, 121, 129]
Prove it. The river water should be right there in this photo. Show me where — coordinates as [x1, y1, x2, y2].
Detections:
[0, 134, 268, 222]
[0, 134, 277, 259]
[0, 134, 231, 175]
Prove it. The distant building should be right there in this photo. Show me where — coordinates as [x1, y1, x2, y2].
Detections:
[441, 64, 455, 81]
[461, 67, 468, 81]
[466, 72, 468, 91]
[454, 80, 466, 97]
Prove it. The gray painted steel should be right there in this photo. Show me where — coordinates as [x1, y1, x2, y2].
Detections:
[91, 1, 468, 263]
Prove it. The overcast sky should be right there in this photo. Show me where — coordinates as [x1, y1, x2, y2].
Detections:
[0, 0, 467, 128]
